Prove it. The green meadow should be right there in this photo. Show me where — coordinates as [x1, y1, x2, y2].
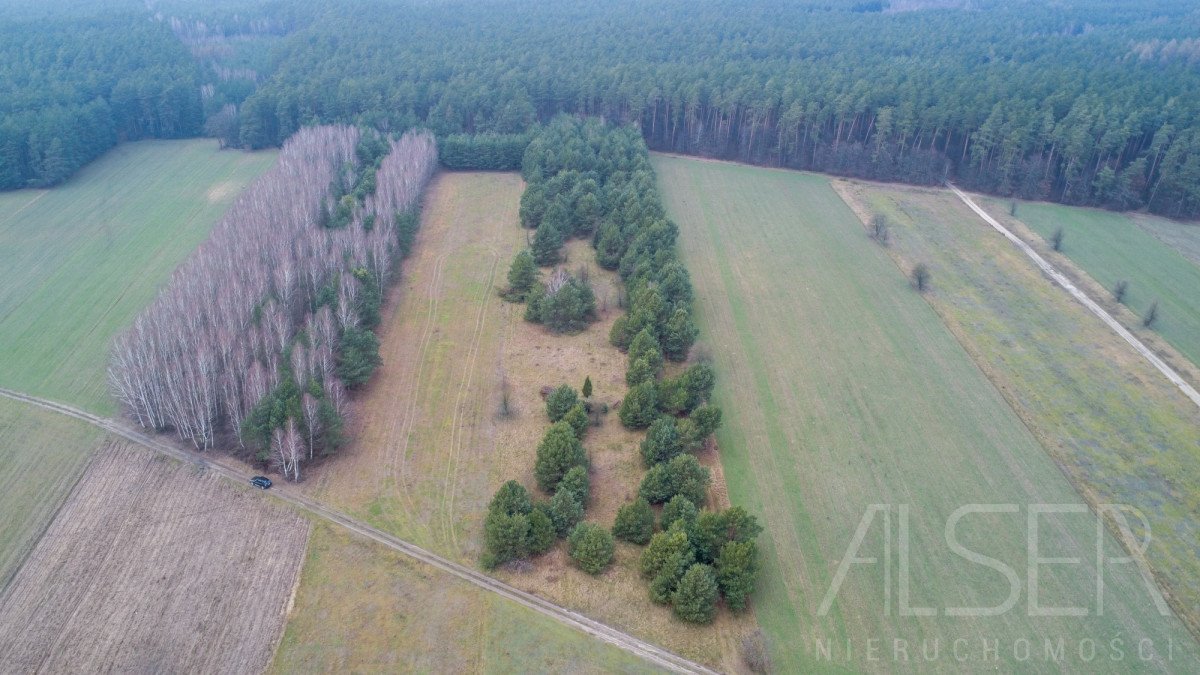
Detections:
[1005, 201, 1200, 370]
[858, 181, 1200, 659]
[0, 140, 276, 414]
[0, 397, 104, 587]
[654, 155, 1198, 673]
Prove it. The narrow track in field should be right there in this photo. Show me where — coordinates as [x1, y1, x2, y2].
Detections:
[439, 247, 500, 555]
[385, 248, 451, 539]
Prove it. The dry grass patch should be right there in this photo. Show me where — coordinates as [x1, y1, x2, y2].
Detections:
[271, 522, 657, 674]
[302, 171, 756, 671]
[0, 442, 310, 673]
[490, 238, 759, 671]
[493, 238, 640, 530]
[311, 171, 529, 556]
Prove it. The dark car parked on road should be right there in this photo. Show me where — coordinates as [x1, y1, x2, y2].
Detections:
[250, 476, 272, 489]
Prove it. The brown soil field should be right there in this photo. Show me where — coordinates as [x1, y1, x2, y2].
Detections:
[0, 442, 310, 673]
[303, 171, 757, 671]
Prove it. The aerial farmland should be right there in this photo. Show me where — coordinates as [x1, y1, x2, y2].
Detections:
[4, 1, 1200, 673]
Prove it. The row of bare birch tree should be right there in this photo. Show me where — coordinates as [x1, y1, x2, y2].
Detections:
[110, 125, 437, 480]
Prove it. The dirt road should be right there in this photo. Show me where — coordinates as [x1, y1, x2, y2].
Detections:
[0, 386, 715, 675]
[947, 185, 1200, 411]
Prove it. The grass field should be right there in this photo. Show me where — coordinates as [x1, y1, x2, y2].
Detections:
[302, 171, 755, 671]
[0, 442, 309, 672]
[0, 140, 277, 414]
[1134, 214, 1200, 268]
[314, 171, 532, 557]
[0, 397, 102, 587]
[995, 201, 1200, 370]
[272, 522, 656, 674]
[653, 155, 1198, 672]
[847, 181, 1200, 645]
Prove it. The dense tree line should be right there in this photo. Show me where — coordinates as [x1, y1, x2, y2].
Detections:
[12, 1, 1200, 215]
[0, 13, 203, 188]
[439, 133, 531, 171]
[110, 126, 437, 479]
[151, 0, 324, 148]
[539, 117, 760, 621]
[484, 117, 759, 621]
[219, 0, 1200, 217]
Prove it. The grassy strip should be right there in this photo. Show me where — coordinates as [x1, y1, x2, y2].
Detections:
[0, 397, 102, 586]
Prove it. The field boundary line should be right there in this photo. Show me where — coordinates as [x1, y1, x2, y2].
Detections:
[947, 184, 1200, 411]
[0, 387, 715, 675]
[0, 443, 99, 597]
[0, 190, 48, 227]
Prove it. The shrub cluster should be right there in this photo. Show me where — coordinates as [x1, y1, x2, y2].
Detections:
[482, 480, 557, 569]
[641, 504, 762, 620]
[524, 269, 596, 333]
[483, 118, 759, 614]
[483, 377, 610, 574]
[516, 117, 759, 620]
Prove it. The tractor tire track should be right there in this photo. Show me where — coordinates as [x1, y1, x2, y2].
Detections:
[439, 247, 500, 554]
[386, 248, 451, 535]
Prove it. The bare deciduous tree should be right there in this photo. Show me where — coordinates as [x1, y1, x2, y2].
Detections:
[546, 267, 570, 294]
[912, 262, 931, 292]
[1113, 279, 1129, 303]
[109, 126, 437, 479]
[301, 392, 321, 459]
[869, 214, 890, 245]
[272, 418, 303, 481]
[741, 630, 773, 674]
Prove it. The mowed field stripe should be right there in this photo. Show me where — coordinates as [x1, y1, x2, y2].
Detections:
[333, 172, 524, 557]
[0, 386, 714, 675]
[654, 155, 1195, 673]
[387, 246, 450, 534]
[677, 162, 837, 640]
